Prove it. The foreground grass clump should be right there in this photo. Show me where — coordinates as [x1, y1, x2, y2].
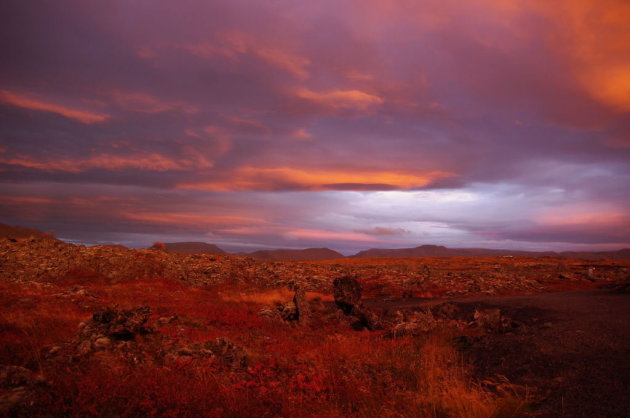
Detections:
[0, 278, 528, 417]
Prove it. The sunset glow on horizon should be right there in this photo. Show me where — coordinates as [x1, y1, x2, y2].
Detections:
[1, 0, 629, 253]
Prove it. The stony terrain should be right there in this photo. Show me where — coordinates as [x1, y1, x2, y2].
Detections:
[1, 237, 629, 416]
[2, 238, 627, 296]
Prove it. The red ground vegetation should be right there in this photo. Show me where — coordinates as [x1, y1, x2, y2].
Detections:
[0, 270, 532, 417]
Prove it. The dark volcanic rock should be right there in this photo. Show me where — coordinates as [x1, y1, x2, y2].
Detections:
[293, 287, 310, 326]
[333, 276, 383, 330]
[333, 276, 363, 315]
[83, 306, 154, 341]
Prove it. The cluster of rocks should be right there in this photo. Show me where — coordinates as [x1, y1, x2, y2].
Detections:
[386, 310, 442, 338]
[45, 306, 249, 371]
[384, 305, 518, 338]
[0, 238, 333, 290]
[165, 337, 248, 369]
[2, 238, 628, 298]
[258, 286, 312, 326]
[75, 306, 155, 354]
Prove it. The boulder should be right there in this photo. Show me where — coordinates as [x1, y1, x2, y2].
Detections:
[84, 306, 154, 340]
[333, 276, 383, 331]
[333, 276, 362, 315]
[293, 287, 310, 325]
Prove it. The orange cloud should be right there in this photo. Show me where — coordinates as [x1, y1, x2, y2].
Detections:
[292, 128, 312, 140]
[179, 166, 455, 191]
[537, 209, 628, 227]
[0, 151, 214, 173]
[184, 31, 310, 79]
[219, 225, 378, 243]
[348, 0, 630, 113]
[295, 88, 384, 111]
[0, 90, 109, 124]
[1, 196, 55, 204]
[124, 212, 265, 227]
[531, 0, 630, 112]
[255, 47, 311, 79]
[284, 228, 377, 242]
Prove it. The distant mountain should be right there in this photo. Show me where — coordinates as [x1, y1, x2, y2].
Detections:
[0, 222, 56, 240]
[161, 242, 226, 255]
[353, 245, 538, 258]
[559, 249, 630, 261]
[247, 248, 344, 261]
[353, 244, 630, 260]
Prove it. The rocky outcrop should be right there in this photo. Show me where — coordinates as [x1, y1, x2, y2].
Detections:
[1, 238, 627, 299]
[293, 287, 310, 325]
[386, 310, 439, 338]
[82, 306, 155, 341]
[258, 286, 311, 326]
[333, 276, 383, 331]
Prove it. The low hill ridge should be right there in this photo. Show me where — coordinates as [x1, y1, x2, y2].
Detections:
[247, 247, 344, 261]
[161, 242, 226, 255]
[353, 244, 630, 260]
[0, 222, 56, 241]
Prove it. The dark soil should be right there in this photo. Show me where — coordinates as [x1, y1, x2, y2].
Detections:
[369, 288, 630, 417]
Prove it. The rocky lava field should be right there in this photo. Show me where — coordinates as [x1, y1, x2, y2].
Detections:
[1, 237, 629, 417]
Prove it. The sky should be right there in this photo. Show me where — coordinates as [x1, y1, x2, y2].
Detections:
[1, 0, 629, 254]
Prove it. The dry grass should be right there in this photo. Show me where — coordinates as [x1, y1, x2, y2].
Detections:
[219, 287, 333, 304]
[0, 277, 529, 417]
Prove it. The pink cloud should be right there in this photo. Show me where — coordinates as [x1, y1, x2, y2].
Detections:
[105, 90, 197, 114]
[284, 228, 377, 242]
[124, 212, 265, 227]
[295, 88, 383, 111]
[0, 152, 214, 173]
[0, 90, 109, 124]
[292, 129, 312, 140]
[183, 30, 311, 79]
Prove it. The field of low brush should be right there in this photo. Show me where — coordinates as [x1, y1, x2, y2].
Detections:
[0, 278, 534, 416]
[1, 239, 628, 416]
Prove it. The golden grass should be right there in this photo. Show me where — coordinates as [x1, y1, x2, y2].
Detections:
[413, 334, 528, 417]
[219, 287, 333, 304]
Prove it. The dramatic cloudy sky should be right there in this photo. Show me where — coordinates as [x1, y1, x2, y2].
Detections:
[1, 0, 629, 253]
